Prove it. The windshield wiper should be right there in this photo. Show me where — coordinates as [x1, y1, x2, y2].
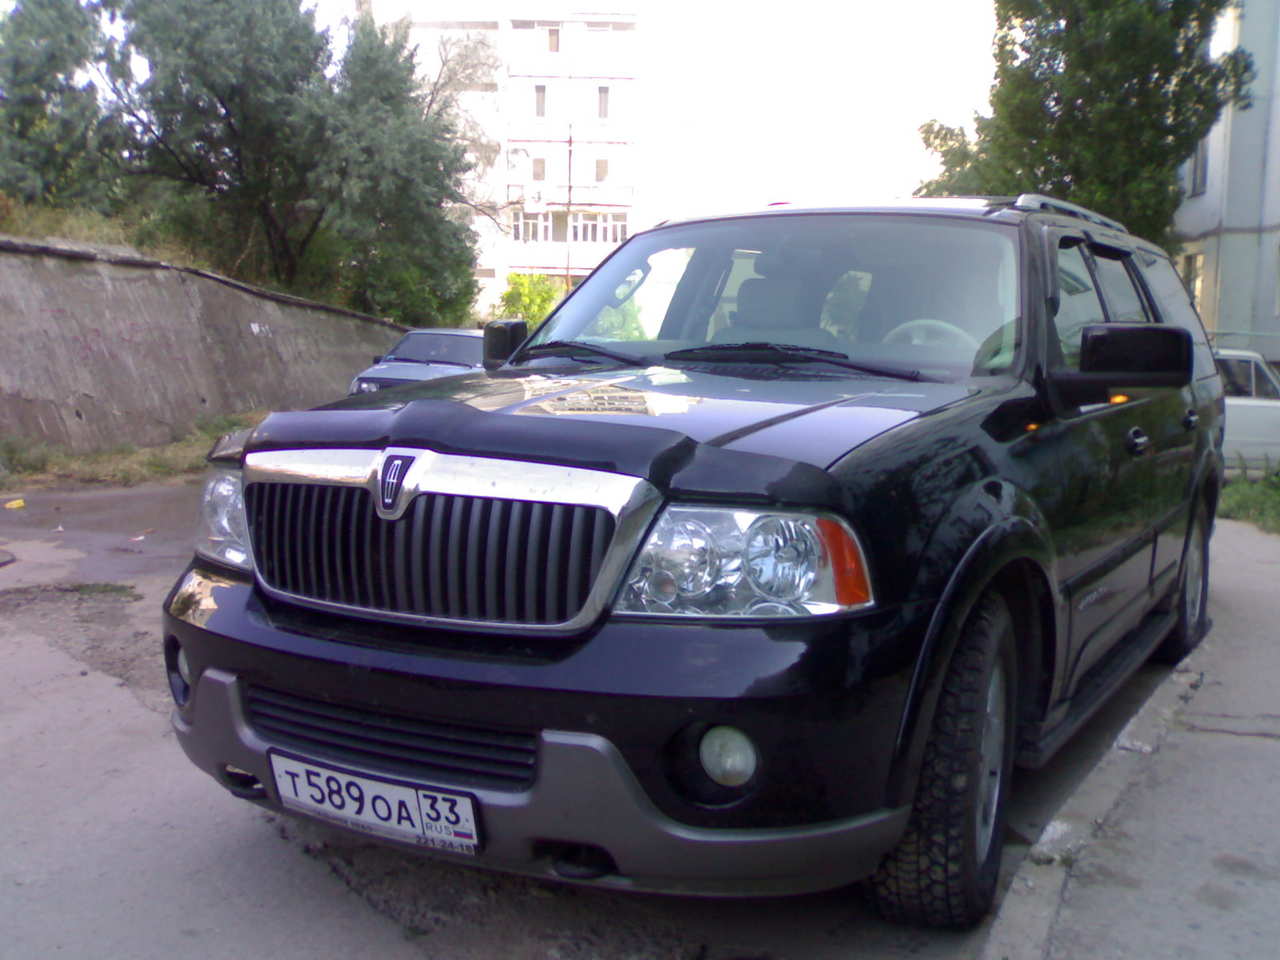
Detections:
[519, 340, 646, 366]
[664, 342, 930, 381]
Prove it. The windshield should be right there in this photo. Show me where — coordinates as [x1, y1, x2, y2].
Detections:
[387, 332, 482, 365]
[523, 214, 1021, 380]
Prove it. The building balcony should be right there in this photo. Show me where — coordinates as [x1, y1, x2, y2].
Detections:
[507, 183, 635, 208]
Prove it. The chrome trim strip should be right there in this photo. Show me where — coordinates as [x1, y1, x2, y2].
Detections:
[241, 447, 662, 635]
[244, 448, 646, 521]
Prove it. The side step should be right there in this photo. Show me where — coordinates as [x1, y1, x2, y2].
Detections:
[1017, 607, 1177, 769]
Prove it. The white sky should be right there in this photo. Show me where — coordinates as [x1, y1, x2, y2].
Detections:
[313, 0, 998, 221]
[634, 1, 997, 218]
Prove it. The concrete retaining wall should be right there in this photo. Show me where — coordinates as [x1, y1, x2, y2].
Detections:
[0, 236, 407, 452]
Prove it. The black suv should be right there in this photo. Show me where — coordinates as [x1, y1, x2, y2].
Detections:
[164, 196, 1222, 928]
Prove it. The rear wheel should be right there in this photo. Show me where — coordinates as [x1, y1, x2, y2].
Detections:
[869, 592, 1017, 928]
[1153, 501, 1210, 663]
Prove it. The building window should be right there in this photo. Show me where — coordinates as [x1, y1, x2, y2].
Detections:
[598, 86, 609, 119]
[570, 211, 628, 244]
[512, 210, 552, 243]
[609, 212, 628, 243]
[548, 27, 559, 51]
[532, 158, 546, 181]
[1189, 138, 1208, 197]
[595, 159, 608, 182]
[535, 84, 546, 117]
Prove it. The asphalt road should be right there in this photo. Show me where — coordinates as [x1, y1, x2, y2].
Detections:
[0, 480, 1185, 960]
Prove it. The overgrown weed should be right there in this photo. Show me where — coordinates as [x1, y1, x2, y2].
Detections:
[0, 411, 266, 489]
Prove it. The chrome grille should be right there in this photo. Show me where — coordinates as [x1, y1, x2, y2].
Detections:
[245, 482, 616, 625]
[247, 686, 537, 791]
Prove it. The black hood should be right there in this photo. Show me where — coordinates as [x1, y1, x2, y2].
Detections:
[248, 366, 972, 510]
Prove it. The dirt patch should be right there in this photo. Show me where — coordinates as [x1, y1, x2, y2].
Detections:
[0, 582, 170, 714]
[265, 810, 769, 960]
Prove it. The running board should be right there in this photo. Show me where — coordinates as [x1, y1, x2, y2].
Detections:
[1017, 607, 1178, 769]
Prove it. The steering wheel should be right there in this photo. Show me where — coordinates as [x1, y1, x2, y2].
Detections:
[882, 318, 979, 352]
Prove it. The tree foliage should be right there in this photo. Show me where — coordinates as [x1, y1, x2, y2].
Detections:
[918, 0, 1254, 248]
[320, 17, 477, 324]
[0, 0, 116, 206]
[109, 0, 334, 285]
[0, 0, 491, 325]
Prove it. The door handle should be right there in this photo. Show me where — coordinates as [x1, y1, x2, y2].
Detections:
[1183, 409, 1200, 431]
[1126, 427, 1151, 457]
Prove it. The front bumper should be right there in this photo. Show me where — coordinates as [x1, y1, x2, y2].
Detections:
[174, 668, 908, 896]
[164, 565, 920, 896]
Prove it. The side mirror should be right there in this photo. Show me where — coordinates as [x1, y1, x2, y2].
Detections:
[1048, 324, 1193, 406]
[372, 355, 383, 364]
[484, 320, 528, 370]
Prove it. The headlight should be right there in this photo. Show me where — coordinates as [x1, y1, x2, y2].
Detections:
[195, 468, 253, 572]
[616, 505, 872, 618]
[351, 379, 381, 394]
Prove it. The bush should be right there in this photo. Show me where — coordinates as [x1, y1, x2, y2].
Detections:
[0, 436, 51, 475]
[1220, 470, 1280, 536]
[498, 273, 564, 326]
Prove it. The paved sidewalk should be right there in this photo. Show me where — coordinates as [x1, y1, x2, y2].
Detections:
[985, 518, 1280, 960]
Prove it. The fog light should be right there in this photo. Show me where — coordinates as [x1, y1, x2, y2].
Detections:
[176, 646, 193, 687]
[698, 725, 758, 788]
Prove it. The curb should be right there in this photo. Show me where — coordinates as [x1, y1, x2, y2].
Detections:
[979, 652, 1208, 960]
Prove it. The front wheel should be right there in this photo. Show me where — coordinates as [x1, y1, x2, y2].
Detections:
[869, 592, 1018, 928]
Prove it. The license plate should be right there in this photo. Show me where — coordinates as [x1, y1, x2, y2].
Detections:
[268, 752, 481, 855]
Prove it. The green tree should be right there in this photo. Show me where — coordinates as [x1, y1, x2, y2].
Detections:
[109, 0, 332, 285]
[918, 0, 1253, 248]
[0, 0, 117, 206]
[321, 16, 478, 325]
[498, 273, 564, 326]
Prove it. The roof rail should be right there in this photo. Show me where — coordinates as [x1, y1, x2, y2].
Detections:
[1011, 193, 1127, 233]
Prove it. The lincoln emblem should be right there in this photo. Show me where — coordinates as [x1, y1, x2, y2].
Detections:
[379, 454, 415, 511]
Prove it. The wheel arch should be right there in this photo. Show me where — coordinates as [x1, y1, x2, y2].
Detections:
[884, 508, 1062, 809]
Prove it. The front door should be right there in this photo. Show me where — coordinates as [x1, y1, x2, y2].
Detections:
[1042, 237, 1160, 685]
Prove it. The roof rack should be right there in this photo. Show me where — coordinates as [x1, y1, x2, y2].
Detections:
[1010, 193, 1127, 233]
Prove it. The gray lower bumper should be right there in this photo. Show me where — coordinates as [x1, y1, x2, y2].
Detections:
[173, 669, 910, 897]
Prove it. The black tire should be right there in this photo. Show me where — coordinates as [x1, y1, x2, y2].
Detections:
[869, 592, 1018, 928]
[1153, 501, 1211, 664]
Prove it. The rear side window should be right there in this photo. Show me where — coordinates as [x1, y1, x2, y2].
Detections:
[1136, 254, 1216, 378]
[1256, 362, 1280, 399]
[1092, 253, 1149, 323]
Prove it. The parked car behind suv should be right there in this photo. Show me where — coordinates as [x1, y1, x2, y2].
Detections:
[165, 195, 1223, 928]
[1214, 347, 1280, 472]
[348, 327, 484, 395]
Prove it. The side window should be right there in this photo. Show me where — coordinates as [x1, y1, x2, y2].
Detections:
[706, 251, 763, 338]
[1091, 252, 1149, 323]
[1136, 253, 1216, 378]
[1216, 358, 1252, 397]
[1052, 243, 1107, 371]
[580, 246, 693, 341]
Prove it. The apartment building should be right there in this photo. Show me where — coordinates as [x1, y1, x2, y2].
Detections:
[365, 2, 639, 314]
[1174, 0, 1280, 361]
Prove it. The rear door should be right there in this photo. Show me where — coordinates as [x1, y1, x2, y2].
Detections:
[1133, 252, 1222, 586]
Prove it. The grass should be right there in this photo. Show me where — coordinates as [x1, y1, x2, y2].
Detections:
[0, 411, 266, 490]
[1219, 472, 1280, 536]
[0, 196, 215, 271]
[61, 583, 144, 601]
